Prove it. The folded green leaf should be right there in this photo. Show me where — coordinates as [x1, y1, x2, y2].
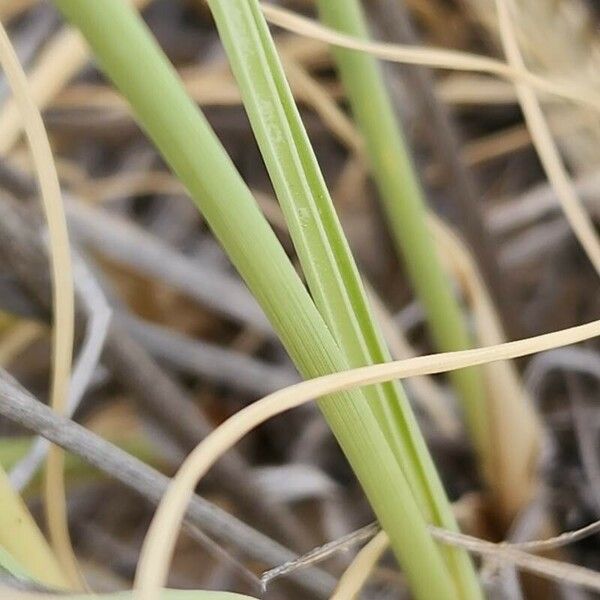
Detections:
[206, 2, 479, 598]
[314, 0, 488, 464]
[52, 1, 466, 598]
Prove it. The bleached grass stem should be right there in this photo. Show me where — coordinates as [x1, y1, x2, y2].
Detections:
[135, 319, 600, 600]
[260, 3, 600, 113]
[494, 0, 600, 276]
[206, 2, 476, 596]
[0, 19, 77, 588]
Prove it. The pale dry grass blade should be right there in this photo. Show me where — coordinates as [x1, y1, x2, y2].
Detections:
[0, 464, 67, 589]
[331, 530, 388, 600]
[429, 214, 541, 523]
[260, 3, 600, 113]
[134, 318, 600, 600]
[459, 110, 589, 169]
[50, 66, 344, 134]
[0, 19, 78, 588]
[494, 0, 600, 277]
[437, 74, 518, 106]
[80, 170, 186, 203]
[0, 0, 151, 153]
[367, 284, 461, 440]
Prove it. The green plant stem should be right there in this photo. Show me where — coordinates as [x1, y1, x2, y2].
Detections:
[315, 0, 489, 472]
[206, 2, 478, 597]
[0, 465, 68, 588]
[53, 1, 465, 597]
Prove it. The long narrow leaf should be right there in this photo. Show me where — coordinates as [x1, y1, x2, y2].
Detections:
[53, 2, 461, 597]
[206, 2, 479, 598]
[315, 0, 489, 486]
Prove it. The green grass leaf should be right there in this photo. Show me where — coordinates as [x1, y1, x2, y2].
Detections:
[52, 1, 478, 597]
[206, 2, 479, 597]
[314, 0, 488, 464]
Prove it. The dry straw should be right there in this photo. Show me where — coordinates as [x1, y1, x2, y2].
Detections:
[494, 0, 600, 276]
[134, 318, 600, 600]
[331, 530, 389, 599]
[0, 18, 77, 589]
[260, 3, 600, 113]
[5, 0, 600, 598]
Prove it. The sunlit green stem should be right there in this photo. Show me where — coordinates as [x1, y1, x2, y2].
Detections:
[315, 0, 489, 473]
[207, 2, 478, 597]
[53, 1, 467, 597]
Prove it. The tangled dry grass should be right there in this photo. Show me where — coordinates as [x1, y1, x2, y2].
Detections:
[1, 1, 600, 599]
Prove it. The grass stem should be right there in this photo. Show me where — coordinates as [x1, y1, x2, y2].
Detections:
[315, 0, 490, 480]
[52, 1, 476, 597]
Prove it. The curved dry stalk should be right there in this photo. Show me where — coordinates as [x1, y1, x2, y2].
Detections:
[0, 20, 78, 588]
[429, 214, 541, 523]
[259, 3, 600, 113]
[494, 0, 600, 277]
[134, 318, 600, 600]
[0, 0, 152, 153]
[331, 530, 389, 599]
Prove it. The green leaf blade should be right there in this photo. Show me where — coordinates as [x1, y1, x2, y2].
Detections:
[206, 2, 478, 598]
[52, 1, 473, 597]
